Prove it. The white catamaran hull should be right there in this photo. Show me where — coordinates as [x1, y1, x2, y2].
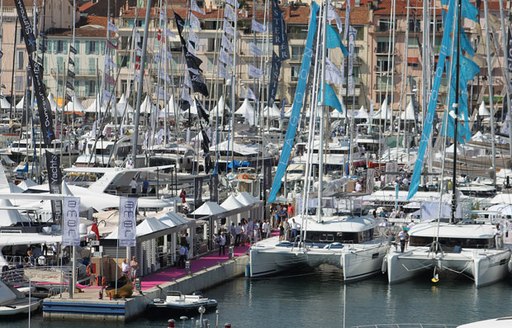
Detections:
[386, 247, 511, 287]
[249, 236, 389, 281]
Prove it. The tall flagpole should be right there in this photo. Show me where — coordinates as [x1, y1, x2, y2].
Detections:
[132, 0, 153, 168]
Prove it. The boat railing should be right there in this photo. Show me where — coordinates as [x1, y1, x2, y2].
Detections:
[352, 324, 457, 328]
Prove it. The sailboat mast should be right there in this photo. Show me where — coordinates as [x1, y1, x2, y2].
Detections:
[317, 0, 328, 223]
[482, 0, 497, 187]
[498, 0, 512, 158]
[131, 0, 153, 169]
[451, 0, 462, 223]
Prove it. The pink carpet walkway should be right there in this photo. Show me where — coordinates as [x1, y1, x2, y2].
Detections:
[140, 245, 250, 291]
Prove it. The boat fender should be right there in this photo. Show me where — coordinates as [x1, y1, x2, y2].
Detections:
[168, 319, 175, 328]
[381, 256, 387, 274]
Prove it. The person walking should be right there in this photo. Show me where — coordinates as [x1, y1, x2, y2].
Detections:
[130, 256, 139, 281]
[262, 219, 270, 239]
[290, 218, 300, 241]
[178, 244, 188, 268]
[129, 178, 138, 194]
[398, 228, 409, 253]
[216, 232, 226, 256]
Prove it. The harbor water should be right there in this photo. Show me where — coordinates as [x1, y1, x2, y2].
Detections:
[3, 266, 512, 328]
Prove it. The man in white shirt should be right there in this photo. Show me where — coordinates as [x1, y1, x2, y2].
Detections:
[290, 218, 300, 240]
[262, 219, 270, 239]
[129, 178, 138, 194]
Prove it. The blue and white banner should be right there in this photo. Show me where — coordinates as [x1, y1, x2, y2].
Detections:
[267, 52, 281, 108]
[62, 197, 81, 247]
[118, 197, 138, 247]
[268, 2, 319, 203]
[408, 0, 456, 199]
[252, 19, 266, 33]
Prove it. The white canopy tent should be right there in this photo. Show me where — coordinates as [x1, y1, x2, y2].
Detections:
[64, 95, 86, 114]
[235, 98, 256, 125]
[191, 201, 227, 216]
[372, 98, 392, 120]
[263, 103, 281, 118]
[400, 100, 415, 121]
[84, 94, 107, 113]
[140, 95, 158, 114]
[478, 100, 490, 116]
[47, 92, 58, 112]
[211, 95, 230, 116]
[0, 94, 11, 110]
[115, 93, 134, 116]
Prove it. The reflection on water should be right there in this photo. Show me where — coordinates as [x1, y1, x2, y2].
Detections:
[4, 267, 512, 328]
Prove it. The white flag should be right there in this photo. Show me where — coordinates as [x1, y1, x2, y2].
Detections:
[181, 88, 193, 103]
[221, 34, 234, 53]
[251, 19, 266, 33]
[62, 197, 80, 247]
[184, 72, 192, 88]
[191, 0, 205, 14]
[108, 21, 118, 33]
[188, 31, 199, 47]
[248, 64, 263, 78]
[325, 57, 343, 85]
[245, 87, 256, 100]
[328, 5, 343, 33]
[187, 41, 197, 55]
[249, 42, 263, 57]
[224, 4, 236, 21]
[223, 19, 235, 36]
[226, 0, 239, 7]
[118, 197, 138, 247]
[189, 14, 201, 31]
[219, 48, 233, 66]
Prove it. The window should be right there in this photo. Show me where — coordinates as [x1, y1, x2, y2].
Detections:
[56, 40, 64, 53]
[15, 76, 23, 91]
[408, 37, 419, 48]
[378, 20, 391, 32]
[408, 19, 420, 32]
[291, 46, 304, 61]
[87, 41, 96, 54]
[88, 80, 96, 96]
[290, 64, 300, 81]
[17, 51, 24, 70]
[376, 57, 392, 72]
[88, 58, 96, 75]
[376, 39, 390, 53]
[74, 58, 80, 73]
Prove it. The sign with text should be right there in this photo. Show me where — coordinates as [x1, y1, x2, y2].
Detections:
[62, 197, 80, 246]
[118, 197, 138, 247]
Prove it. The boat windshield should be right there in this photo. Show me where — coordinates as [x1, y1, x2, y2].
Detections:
[409, 236, 495, 249]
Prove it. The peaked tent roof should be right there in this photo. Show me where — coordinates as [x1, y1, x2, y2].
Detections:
[191, 201, 227, 215]
[84, 94, 107, 113]
[15, 96, 25, 109]
[263, 103, 281, 118]
[140, 95, 157, 114]
[400, 100, 415, 120]
[478, 100, 490, 116]
[235, 98, 256, 125]
[157, 211, 191, 228]
[372, 98, 392, 120]
[220, 194, 245, 210]
[211, 95, 230, 115]
[48, 92, 58, 112]
[64, 95, 86, 114]
[0, 94, 11, 109]
[235, 192, 259, 206]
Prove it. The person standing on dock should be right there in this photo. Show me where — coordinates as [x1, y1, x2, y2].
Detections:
[122, 258, 131, 278]
[130, 256, 139, 281]
[235, 223, 242, 246]
[178, 244, 188, 268]
[130, 178, 138, 194]
[216, 232, 226, 256]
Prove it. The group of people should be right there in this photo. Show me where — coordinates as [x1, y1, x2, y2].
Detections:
[278, 218, 301, 242]
[121, 256, 139, 281]
[214, 217, 273, 254]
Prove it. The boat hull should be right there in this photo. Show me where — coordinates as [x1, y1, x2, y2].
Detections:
[386, 247, 511, 287]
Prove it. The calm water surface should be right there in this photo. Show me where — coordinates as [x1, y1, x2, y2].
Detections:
[3, 267, 512, 328]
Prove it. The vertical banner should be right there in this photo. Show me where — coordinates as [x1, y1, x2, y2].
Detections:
[194, 177, 203, 207]
[45, 150, 63, 222]
[504, 27, 512, 135]
[118, 197, 138, 247]
[15, 0, 55, 145]
[348, 26, 357, 95]
[264, 163, 272, 190]
[62, 197, 81, 246]
[267, 2, 319, 203]
[271, 0, 290, 60]
[210, 174, 219, 202]
[267, 52, 282, 108]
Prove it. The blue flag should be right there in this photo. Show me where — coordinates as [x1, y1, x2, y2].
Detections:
[267, 2, 319, 203]
[326, 24, 349, 56]
[323, 83, 342, 112]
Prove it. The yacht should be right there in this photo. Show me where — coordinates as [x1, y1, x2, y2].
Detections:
[385, 221, 511, 287]
[250, 205, 390, 281]
[74, 135, 135, 167]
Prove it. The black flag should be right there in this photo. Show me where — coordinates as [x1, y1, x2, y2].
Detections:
[195, 98, 210, 121]
[45, 150, 63, 223]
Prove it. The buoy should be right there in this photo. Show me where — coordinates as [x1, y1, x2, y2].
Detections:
[431, 273, 439, 283]
[168, 319, 175, 328]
